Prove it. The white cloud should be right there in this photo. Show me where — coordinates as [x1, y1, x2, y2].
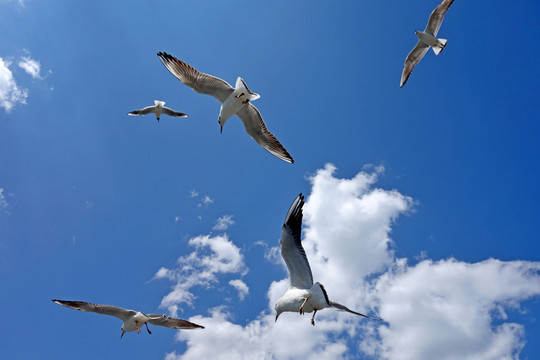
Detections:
[18, 56, 41, 79]
[154, 234, 247, 316]
[0, 188, 7, 209]
[161, 164, 540, 360]
[190, 190, 199, 198]
[229, 279, 249, 300]
[368, 258, 540, 360]
[202, 196, 213, 205]
[0, 58, 28, 112]
[213, 215, 234, 231]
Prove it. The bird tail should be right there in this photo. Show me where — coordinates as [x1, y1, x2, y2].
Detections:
[154, 100, 165, 106]
[432, 39, 447, 55]
[330, 301, 383, 321]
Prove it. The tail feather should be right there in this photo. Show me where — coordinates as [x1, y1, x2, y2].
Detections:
[330, 301, 383, 321]
[432, 39, 447, 55]
[154, 100, 165, 106]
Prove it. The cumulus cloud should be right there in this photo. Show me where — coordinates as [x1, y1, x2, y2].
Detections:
[18, 56, 42, 79]
[0, 58, 28, 112]
[154, 234, 247, 316]
[161, 164, 540, 360]
[229, 279, 249, 300]
[213, 215, 234, 231]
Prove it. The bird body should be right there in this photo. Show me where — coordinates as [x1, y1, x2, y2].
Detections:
[274, 194, 381, 325]
[415, 31, 447, 55]
[128, 100, 187, 122]
[157, 52, 293, 163]
[52, 299, 204, 338]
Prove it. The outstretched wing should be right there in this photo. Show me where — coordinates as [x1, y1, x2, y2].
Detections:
[236, 104, 294, 164]
[400, 41, 429, 88]
[146, 314, 204, 329]
[330, 301, 383, 321]
[162, 107, 188, 118]
[52, 299, 135, 321]
[157, 52, 233, 103]
[128, 106, 155, 116]
[280, 194, 313, 289]
[425, 0, 454, 36]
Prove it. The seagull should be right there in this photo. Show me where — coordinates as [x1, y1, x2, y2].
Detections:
[52, 299, 204, 338]
[274, 194, 382, 326]
[400, 0, 455, 87]
[128, 100, 187, 122]
[157, 52, 294, 164]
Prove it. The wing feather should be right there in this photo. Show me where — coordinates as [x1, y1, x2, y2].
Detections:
[400, 41, 429, 87]
[146, 314, 204, 329]
[128, 106, 155, 116]
[236, 104, 294, 163]
[425, 0, 454, 36]
[280, 194, 313, 289]
[157, 52, 233, 103]
[162, 107, 188, 118]
[52, 299, 135, 321]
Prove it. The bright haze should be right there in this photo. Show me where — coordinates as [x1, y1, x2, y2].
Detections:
[0, 1, 539, 359]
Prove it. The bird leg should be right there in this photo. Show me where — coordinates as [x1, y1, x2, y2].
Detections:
[242, 99, 250, 104]
[299, 297, 309, 315]
[135, 320, 140, 334]
[144, 322, 152, 335]
[235, 92, 245, 98]
[311, 310, 317, 326]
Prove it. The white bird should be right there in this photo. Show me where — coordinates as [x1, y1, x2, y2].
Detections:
[274, 194, 382, 326]
[52, 299, 204, 338]
[400, 0, 455, 87]
[157, 52, 294, 164]
[128, 100, 187, 122]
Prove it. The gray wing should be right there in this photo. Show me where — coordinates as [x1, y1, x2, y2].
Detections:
[425, 0, 454, 36]
[236, 104, 294, 164]
[162, 107, 188, 118]
[146, 314, 204, 329]
[280, 194, 313, 289]
[52, 299, 135, 321]
[128, 106, 155, 116]
[330, 301, 383, 321]
[400, 41, 429, 88]
[157, 52, 233, 103]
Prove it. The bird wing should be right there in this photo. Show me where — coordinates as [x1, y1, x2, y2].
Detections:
[425, 0, 454, 36]
[157, 52, 234, 103]
[146, 314, 204, 329]
[400, 41, 429, 87]
[128, 106, 155, 116]
[330, 301, 383, 321]
[162, 107, 188, 118]
[52, 299, 135, 321]
[280, 194, 313, 289]
[236, 104, 294, 164]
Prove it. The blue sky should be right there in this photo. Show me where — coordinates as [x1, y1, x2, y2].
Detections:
[1, 0, 539, 359]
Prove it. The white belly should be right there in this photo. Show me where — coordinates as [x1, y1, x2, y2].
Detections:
[416, 31, 440, 47]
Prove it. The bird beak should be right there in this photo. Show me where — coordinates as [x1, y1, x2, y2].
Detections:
[120, 331, 125, 339]
[275, 314, 279, 322]
[220, 124, 223, 134]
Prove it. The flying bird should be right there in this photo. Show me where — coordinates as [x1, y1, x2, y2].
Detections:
[274, 194, 382, 326]
[400, 0, 455, 87]
[128, 100, 187, 122]
[52, 299, 204, 338]
[157, 52, 294, 164]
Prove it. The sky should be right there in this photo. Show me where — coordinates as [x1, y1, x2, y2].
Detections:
[1, 0, 539, 359]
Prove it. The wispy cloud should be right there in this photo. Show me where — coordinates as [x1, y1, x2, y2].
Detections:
[154, 234, 247, 317]
[213, 215, 234, 231]
[0, 58, 28, 112]
[228, 279, 249, 300]
[163, 164, 540, 360]
[0, 188, 8, 209]
[18, 56, 42, 79]
[190, 190, 199, 198]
